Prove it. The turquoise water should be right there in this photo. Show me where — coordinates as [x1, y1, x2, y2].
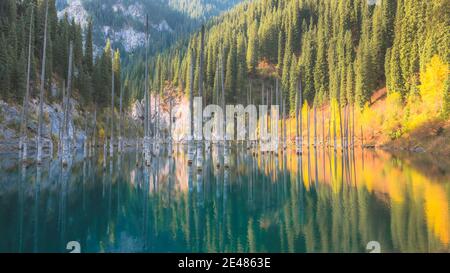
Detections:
[0, 147, 448, 253]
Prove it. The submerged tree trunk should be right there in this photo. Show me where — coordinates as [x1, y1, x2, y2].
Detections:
[36, 0, 49, 164]
[119, 83, 123, 152]
[93, 105, 97, 150]
[143, 15, 151, 165]
[58, 82, 65, 157]
[283, 94, 287, 150]
[197, 26, 205, 169]
[187, 47, 195, 165]
[110, 44, 115, 157]
[352, 104, 355, 148]
[307, 105, 310, 149]
[322, 107, 325, 147]
[62, 42, 74, 166]
[339, 104, 343, 150]
[19, 6, 34, 160]
[296, 77, 303, 155]
[84, 111, 88, 158]
[314, 105, 317, 148]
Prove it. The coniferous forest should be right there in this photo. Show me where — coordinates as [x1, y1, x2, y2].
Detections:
[0, 0, 123, 111]
[0, 0, 449, 256]
[125, 0, 448, 148]
[1, 0, 448, 148]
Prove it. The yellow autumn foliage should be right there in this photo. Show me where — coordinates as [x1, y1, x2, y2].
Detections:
[402, 55, 449, 132]
[419, 55, 449, 118]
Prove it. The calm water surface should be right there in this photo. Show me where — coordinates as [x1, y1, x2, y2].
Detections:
[0, 146, 448, 253]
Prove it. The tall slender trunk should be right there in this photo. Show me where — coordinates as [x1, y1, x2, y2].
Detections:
[59, 81, 65, 156]
[333, 102, 337, 151]
[119, 83, 123, 152]
[144, 16, 149, 139]
[189, 47, 195, 139]
[297, 76, 303, 154]
[221, 51, 226, 144]
[352, 104, 355, 148]
[93, 105, 97, 149]
[322, 107, 325, 147]
[275, 79, 279, 150]
[313, 105, 317, 148]
[169, 98, 172, 141]
[196, 26, 205, 169]
[62, 42, 73, 165]
[328, 107, 331, 148]
[307, 105, 310, 148]
[84, 111, 88, 158]
[37, 0, 49, 163]
[339, 104, 343, 150]
[282, 93, 286, 149]
[110, 45, 115, 157]
[20, 6, 34, 159]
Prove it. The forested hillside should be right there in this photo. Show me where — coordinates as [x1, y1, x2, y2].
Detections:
[0, 0, 123, 111]
[131, 0, 448, 143]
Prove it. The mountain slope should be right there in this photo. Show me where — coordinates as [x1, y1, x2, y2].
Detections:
[56, 0, 243, 54]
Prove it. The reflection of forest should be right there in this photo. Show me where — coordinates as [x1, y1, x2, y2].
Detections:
[0, 148, 448, 253]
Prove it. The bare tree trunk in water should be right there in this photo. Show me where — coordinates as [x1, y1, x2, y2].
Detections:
[307, 105, 310, 149]
[352, 104, 355, 148]
[187, 47, 195, 165]
[328, 108, 331, 148]
[143, 15, 152, 165]
[20, 6, 34, 160]
[119, 83, 123, 153]
[62, 43, 73, 166]
[260, 82, 264, 152]
[339, 104, 343, 151]
[361, 125, 364, 148]
[314, 105, 317, 148]
[322, 107, 325, 147]
[37, 0, 49, 164]
[296, 77, 302, 155]
[110, 44, 115, 157]
[84, 112, 88, 158]
[282, 89, 287, 150]
[58, 81, 66, 157]
[93, 106, 97, 151]
[333, 103, 337, 151]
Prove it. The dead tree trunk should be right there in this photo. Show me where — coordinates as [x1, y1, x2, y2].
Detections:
[333, 101, 337, 151]
[62, 42, 74, 166]
[36, 0, 49, 163]
[58, 81, 65, 157]
[110, 45, 115, 157]
[307, 105, 310, 149]
[143, 15, 151, 165]
[296, 76, 303, 155]
[322, 106, 325, 147]
[19, 6, 34, 160]
[119, 83, 123, 152]
[198, 25, 205, 105]
[314, 105, 317, 148]
[187, 47, 195, 165]
[93, 105, 97, 150]
[339, 104, 343, 150]
[352, 104, 355, 148]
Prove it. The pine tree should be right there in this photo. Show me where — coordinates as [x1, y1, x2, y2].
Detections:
[84, 19, 94, 74]
[0, 34, 11, 98]
[288, 53, 298, 114]
[225, 40, 237, 102]
[246, 22, 258, 76]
